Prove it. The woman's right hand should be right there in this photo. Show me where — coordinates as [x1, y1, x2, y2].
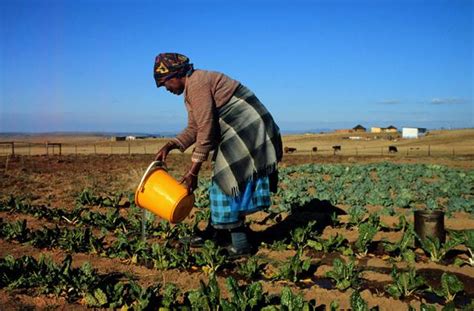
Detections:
[154, 141, 177, 162]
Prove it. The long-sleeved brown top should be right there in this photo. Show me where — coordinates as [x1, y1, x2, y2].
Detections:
[171, 70, 240, 162]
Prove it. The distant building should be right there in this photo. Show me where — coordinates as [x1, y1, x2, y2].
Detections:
[126, 136, 136, 141]
[111, 136, 126, 141]
[353, 124, 366, 132]
[335, 129, 353, 133]
[402, 127, 427, 139]
[384, 125, 398, 133]
[372, 125, 398, 133]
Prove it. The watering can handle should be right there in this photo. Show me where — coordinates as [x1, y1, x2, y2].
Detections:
[137, 161, 167, 192]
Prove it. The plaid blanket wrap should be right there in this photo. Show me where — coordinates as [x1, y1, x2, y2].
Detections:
[212, 84, 282, 197]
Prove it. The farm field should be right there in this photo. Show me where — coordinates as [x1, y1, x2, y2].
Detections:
[1, 129, 473, 158]
[0, 130, 473, 310]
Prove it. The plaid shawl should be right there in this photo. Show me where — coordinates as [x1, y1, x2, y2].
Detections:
[212, 85, 283, 197]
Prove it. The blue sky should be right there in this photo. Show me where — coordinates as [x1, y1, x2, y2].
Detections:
[1, 0, 472, 133]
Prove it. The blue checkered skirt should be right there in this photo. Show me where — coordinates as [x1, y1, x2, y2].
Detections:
[209, 176, 271, 229]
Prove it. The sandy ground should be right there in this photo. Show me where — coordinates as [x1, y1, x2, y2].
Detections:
[0, 130, 473, 310]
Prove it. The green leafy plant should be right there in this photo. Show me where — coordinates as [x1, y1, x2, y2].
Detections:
[307, 233, 352, 255]
[150, 242, 178, 270]
[84, 288, 108, 307]
[385, 266, 426, 299]
[383, 227, 416, 263]
[280, 286, 316, 311]
[354, 222, 378, 256]
[0, 219, 30, 242]
[325, 258, 360, 291]
[417, 233, 464, 263]
[393, 215, 409, 232]
[460, 230, 474, 266]
[161, 283, 180, 309]
[290, 221, 317, 249]
[432, 272, 464, 303]
[186, 274, 221, 309]
[193, 240, 226, 275]
[220, 277, 264, 310]
[275, 249, 312, 282]
[237, 256, 265, 280]
[350, 290, 370, 311]
[347, 206, 368, 228]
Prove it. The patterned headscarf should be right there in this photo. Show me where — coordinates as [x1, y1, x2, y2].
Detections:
[154, 53, 194, 87]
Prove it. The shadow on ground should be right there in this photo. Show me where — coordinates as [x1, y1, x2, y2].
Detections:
[250, 198, 346, 245]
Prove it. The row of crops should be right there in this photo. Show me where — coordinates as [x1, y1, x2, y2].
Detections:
[1, 163, 473, 309]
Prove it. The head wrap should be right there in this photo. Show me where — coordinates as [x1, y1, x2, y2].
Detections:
[154, 53, 194, 87]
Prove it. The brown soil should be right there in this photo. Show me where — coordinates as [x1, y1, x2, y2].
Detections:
[0, 150, 473, 310]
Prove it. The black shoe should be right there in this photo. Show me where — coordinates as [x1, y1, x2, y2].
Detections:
[179, 228, 231, 248]
[225, 245, 253, 259]
[179, 235, 206, 247]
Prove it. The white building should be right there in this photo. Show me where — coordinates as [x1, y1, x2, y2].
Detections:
[402, 127, 427, 139]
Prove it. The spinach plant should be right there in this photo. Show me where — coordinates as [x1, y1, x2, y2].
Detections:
[307, 233, 352, 255]
[417, 233, 464, 263]
[354, 222, 378, 256]
[325, 258, 360, 291]
[432, 272, 464, 304]
[350, 290, 370, 311]
[221, 277, 264, 310]
[290, 221, 317, 249]
[347, 206, 368, 228]
[193, 240, 226, 275]
[237, 256, 265, 280]
[275, 249, 311, 282]
[385, 266, 426, 299]
[383, 227, 416, 263]
[280, 286, 316, 311]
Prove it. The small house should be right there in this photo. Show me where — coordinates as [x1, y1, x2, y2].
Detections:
[402, 127, 427, 139]
[384, 125, 398, 133]
[353, 124, 366, 132]
[111, 136, 126, 141]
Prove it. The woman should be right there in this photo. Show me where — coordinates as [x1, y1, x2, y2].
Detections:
[154, 53, 282, 257]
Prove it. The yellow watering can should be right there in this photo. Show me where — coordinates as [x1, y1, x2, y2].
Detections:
[135, 161, 195, 223]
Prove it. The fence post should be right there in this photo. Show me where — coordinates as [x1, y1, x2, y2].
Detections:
[128, 142, 131, 156]
[428, 144, 431, 156]
[45, 142, 48, 155]
[144, 145, 147, 154]
[28, 143, 31, 156]
[11, 142, 14, 156]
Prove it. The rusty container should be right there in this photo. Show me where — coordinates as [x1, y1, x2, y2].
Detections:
[414, 210, 445, 246]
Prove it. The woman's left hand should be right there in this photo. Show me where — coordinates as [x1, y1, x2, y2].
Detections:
[180, 172, 198, 194]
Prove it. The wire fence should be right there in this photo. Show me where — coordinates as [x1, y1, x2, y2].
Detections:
[0, 141, 164, 156]
[0, 141, 472, 157]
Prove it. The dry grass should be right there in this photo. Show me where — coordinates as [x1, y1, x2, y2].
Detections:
[0, 129, 473, 157]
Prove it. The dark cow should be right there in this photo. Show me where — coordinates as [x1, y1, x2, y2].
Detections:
[332, 145, 341, 151]
[312, 147, 318, 152]
[388, 146, 398, 153]
[284, 146, 297, 154]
